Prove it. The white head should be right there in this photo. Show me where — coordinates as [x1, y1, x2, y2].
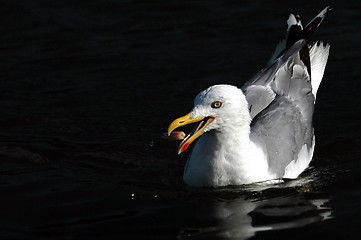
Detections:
[168, 84, 251, 154]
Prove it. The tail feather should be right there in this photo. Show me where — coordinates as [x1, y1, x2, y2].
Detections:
[309, 42, 330, 99]
[268, 8, 330, 100]
[244, 7, 331, 92]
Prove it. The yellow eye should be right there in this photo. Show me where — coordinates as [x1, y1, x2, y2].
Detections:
[211, 101, 223, 109]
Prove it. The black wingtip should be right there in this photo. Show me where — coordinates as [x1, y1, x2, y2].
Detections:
[274, 6, 331, 71]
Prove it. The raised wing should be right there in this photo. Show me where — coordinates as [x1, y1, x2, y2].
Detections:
[250, 63, 315, 178]
[243, 6, 332, 119]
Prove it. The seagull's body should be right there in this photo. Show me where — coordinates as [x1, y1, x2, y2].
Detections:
[168, 7, 331, 187]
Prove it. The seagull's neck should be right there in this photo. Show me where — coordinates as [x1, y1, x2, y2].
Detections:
[184, 114, 272, 187]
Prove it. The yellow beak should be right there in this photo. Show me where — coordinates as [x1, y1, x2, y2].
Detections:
[168, 112, 215, 154]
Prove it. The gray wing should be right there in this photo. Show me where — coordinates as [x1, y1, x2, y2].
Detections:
[242, 6, 331, 119]
[242, 39, 306, 89]
[242, 40, 305, 119]
[243, 40, 308, 120]
[244, 85, 276, 119]
[250, 63, 315, 177]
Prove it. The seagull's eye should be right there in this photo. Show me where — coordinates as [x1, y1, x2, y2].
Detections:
[211, 101, 223, 109]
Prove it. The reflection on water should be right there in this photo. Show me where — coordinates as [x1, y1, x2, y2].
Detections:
[178, 192, 331, 240]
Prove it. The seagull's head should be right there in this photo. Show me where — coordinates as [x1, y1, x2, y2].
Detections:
[168, 84, 250, 154]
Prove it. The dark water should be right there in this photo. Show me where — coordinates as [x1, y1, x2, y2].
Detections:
[1, 0, 361, 239]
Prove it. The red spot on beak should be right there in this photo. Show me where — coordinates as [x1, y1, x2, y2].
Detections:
[181, 142, 190, 152]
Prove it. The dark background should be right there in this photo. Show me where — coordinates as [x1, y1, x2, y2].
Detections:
[1, 0, 361, 239]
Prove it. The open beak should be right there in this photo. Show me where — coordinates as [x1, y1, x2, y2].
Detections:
[168, 112, 215, 154]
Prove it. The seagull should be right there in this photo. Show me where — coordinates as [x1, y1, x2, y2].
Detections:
[167, 7, 331, 187]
